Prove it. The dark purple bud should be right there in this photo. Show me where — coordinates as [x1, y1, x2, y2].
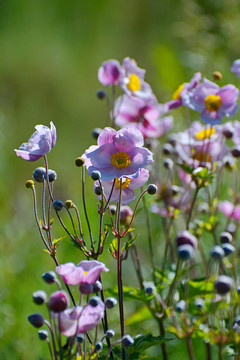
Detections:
[93, 280, 102, 293]
[33, 290, 47, 305]
[76, 334, 84, 343]
[162, 143, 173, 155]
[223, 156, 236, 170]
[92, 128, 102, 139]
[109, 205, 116, 215]
[210, 246, 224, 260]
[94, 186, 102, 196]
[45, 169, 57, 182]
[147, 184, 157, 195]
[175, 300, 186, 313]
[42, 271, 57, 284]
[33, 167, 46, 182]
[106, 329, 115, 338]
[53, 200, 64, 212]
[49, 290, 70, 312]
[171, 185, 180, 196]
[194, 298, 204, 309]
[105, 297, 117, 309]
[220, 232, 232, 243]
[235, 315, 240, 325]
[145, 285, 155, 295]
[163, 158, 173, 170]
[223, 128, 234, 139]
[176, 230, 197, 249]
[38, 330, 49, 341]
[79, 283, 93, 295]
[89, 296, 101, 307]
[91, 171, 101, 181]
[237, 286, 240, 295]
[75, 157, 85, 167]
[94, 341, 103, 353]
[232, 146, 240, 158]
[168, 134, 177, 147]
[177, 244, 194, 261]
[121, 334, 134, 349]
[222, 243, 235, 256]
[96, 90, 106, 100]
[214, 275, 234, 295]
[28, 313, 44, 328]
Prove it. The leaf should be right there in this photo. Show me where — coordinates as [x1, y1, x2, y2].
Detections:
[105, 286, 154, 302]
[126, 333, 173, 354]
[53, 235, 67, 247]
[125, 305, 152, 326]
[179, 277, 214, 299]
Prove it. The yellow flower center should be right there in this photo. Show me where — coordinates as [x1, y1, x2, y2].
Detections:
[195, 128, 216, 140]
[172, 83, 185, 100]
[115, 177, 131, 189]
[204, 94, 222, 111]
[127, 74, 141, 92]
[110, 152, 131, 168]
[84, 271, 88, 276]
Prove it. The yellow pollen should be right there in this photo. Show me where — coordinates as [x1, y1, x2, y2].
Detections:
[115, 177, 131, 189]
[127, 74, 141, 92]
[110, 152, 131, 168]
[172, 83, 185, 100]
[195, 128, 216, 140]
[204, 94, 222, 111]
[84, 271, 88, 276]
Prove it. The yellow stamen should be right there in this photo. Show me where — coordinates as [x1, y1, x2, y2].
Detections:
[195, 128, 216, 140]
[84, 271, 88, 276]
[172, 83, 185, 100]
[110, 152, 131, 168]
[115, 177, 131, 189]
[194, 151, 211, 163]
[205, 94, 222, 111]
[127, 74, 141, 92]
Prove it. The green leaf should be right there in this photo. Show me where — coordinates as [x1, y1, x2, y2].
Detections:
[53, 235, 67, 247]
[125, 305, 152, 326]
[127, 333, 173, 354]
[105, 286, 154, 302]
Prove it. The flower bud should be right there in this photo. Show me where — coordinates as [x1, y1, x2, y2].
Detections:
[175, 300, 186, 313]
[92, 128, 102, 139]
[120, 206, 133, 224]
[33, 290, 47, 305]
[144, 282, 155, 295]
[75, 157, 85, 167]
[96, 90, 106, 100]
[121, 334, 134, 349]
[227, 223, 236, 235]
[177, 244, 194, 261]
[42, 271, 57, 284]
[222, 128, 234, 139]
[38, 330, 49, 341]
[28, 313, 44, 328]
[94, 186, 102, 196]
[109, 205, 116, 215]
[194, 298, 204, 310]
[105, 297, 117, 309]
[76, 334, 85, 343]
[223, 156, 236, 170]
[106, 329, 115, 338]
[213, 71, 222, 81]
[162, 143, 173, 155]
[171, 185, 180, 196]
[33, 167, 46, 182]
[237, 286, 240, 295]
[53, 200, 64, 212]
[198, 202, 209, 213]
[231, 146, 240, 158]
[235, 315, 240, 325]
[222, 243, 235, 256]
[210, 245, 224, 260]
[93, 280, 102, 293]
[89, 296, 101, 307]
[49, 290, 70, 312]
[176, 230, 197, 249]
[214, 275, 234, 295]
[26, 180, 34, 189]
[220, 232, 232, 244]
[91, 171, 101, 181]
[45, 169, 57, 182]
[147, 184, 157, 195]
[94, 341, 103, 353]
[163, 158, 174, 170]
[79, 283, 93, 295]
[65, 200, 73, 209]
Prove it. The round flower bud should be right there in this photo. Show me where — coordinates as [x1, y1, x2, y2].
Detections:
[94, 186, 102, 196]
[220, 232, 232, 244]
[91, 171, 101, 181]
[45, 169, 57, 182]
[28, 313, 44, 328]
[94, 341, 103, 353]
[76, 335, 85, 343]
[177, 244, 194, 261]
[237, 286, 240, 295]
[176, 230, 198, 249]
[42, 271, 57, 284]
[227, 223, 236, 235]
[109, 205, 116, 215]
[222, 128, 234, 139]
[65, 200, 73, 209]
[171, 185, 180, 196]
[93, 280, 102, 293]
[198, 202, 209, 213]
[222, 243, 235, 256]
[235, 315, 240, 325]
[106, 329, 115, 338]
[105, 297, 117, 309]
[96, 90, 106, 100]
[75, 157, 85, 167]
[48, 290, 70, 313]
[53, 200, 64, 212]
[38, 330, 49, 341]
[33, 290, 47, 305]
[223, 156, 236, 170]
[168, 135, 177, 147]
[92, 128, 102, 139]
[162, 143, 173, 155]
[79, 283, 93, 295]
[121, 334, 134, 349]
[147, 184, 157, 195]
[89, 296, 101, 307]
[214, 275, 234, 295]
[26, 180, 34, 189]
[231, 146, 240, 158]
[163, 158, 174, 170]
[194, 298, 204, 310]
[210, 245, 224, 260]
[33, 167, 46, 182]
[145, 285, 155, 295]
[213, 71, 222, 81]
[175, 300, 186, 313]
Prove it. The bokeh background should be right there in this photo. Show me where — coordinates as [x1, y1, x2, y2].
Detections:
[1, 0, 240, 358]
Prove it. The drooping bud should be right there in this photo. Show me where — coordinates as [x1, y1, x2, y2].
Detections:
[214, 275, 234, 295]
[147, 184, 157, 195]
[175, 300, 186, 313]
[45, 169, 57, 182]
[65, 200, 73, 209]
[26, 180, 34, 189]
[94, 341, 103, 353]
[92, 128, 102, 139]
[33, 167, 46, 182]
[106, 329, 115, 338]
[105, 297, 117, 309]
[28, 313, 44, 328]
[162, 143, 173, 155]
[91, 171, 101, 181]
[48, 290, 70, 312]
[94, 186, 102, 196]
[177, 244, 195, 261]
[220, 232, 232, 243]
[42, 271, 57, 284]
[109, 205, 116, 215]
[33, 290, 47, 305]
[53, 200, 64, 212]
[89, 296, 101, 307]
[231, 146, 240, 158]
[176, 230, 197, 249]
[38, 330, 49, 341]
[121, 334, 134, 348]
[96, 90, 106, 100]
[222, 243, 235, 256]
[194, 298, 204, 310]
[93, 280, 102, 293]
[75, 157, 85, 167]
[210, 245, 224, 260]
[163, 158, 173, 170]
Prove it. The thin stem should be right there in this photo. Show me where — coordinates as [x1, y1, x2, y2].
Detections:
[42, 180, 47, 227]
[44, 320, 58, 360]
[81, 167, 94, 252]
[186, 186, 199, 229]
[206, 343, 212, 360]
[186, 336, 195, 360]
[47, 339, 54, 360]
[130, 242, 144, 290]
[165, 258, 182, 306]
[72, 203, 84, 239]
[44, 155, 54, 202]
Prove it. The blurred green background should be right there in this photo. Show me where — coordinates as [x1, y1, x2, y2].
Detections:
[1, 0, 240, 358]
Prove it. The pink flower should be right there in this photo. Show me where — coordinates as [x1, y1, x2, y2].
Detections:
[219, 201, 240, 220]
[82, 127, 153, 181]
[98, 59, 122, 86]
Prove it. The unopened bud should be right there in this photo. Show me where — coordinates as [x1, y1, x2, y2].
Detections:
[213, 71, 222, 81]
[75, 157, 85, 167]
[49, 290, 70, 312]
[177, 244, 194, 261]
[65, 200, 73, 209]
[147, 184, 157, 195]
[79, 283, 93, 295]
[33, 290, 47, 305]
[106, 329, 115, 338]
[94, 186, 102, 196]
[38, 330, 49, 341]
[89, 296, 101, 307]
[96, 90, 106, 100]
[232, 146, 240, 158]
[91, 171, 101, 181]
[53, 200, 64, 212]
[45, 169, 57, 182]
[220, 232, 232, 244]
[214, 275, 233, 295]
[28, 313, 44, 328]
[105, 297, 117, 309]
[26, 180, 34, 189]
[162, 143, 173, 155]
[93, 280, 102, 293]
[175, 300, 186, 313]
[33, 167, 46, 182]
[163, 158, 174, 170]
[121, 334, 134, 348]
[42, 271, 57, 284]
[94, 341, 103, 353]
[92, 128, 102, 139]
